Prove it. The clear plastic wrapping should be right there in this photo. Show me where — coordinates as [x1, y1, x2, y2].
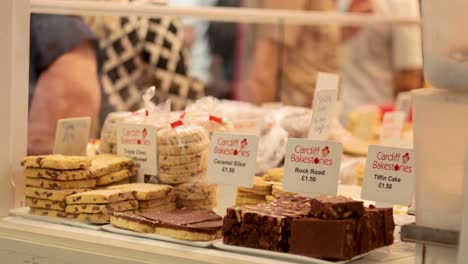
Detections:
[99, 87, 172, 154]
[276, 106, 312, 138]
[99, 111, 135, 154]
[183, 97, 232, 134]
[157, 124, 210, 185]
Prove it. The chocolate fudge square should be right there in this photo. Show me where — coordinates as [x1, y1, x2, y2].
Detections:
[289, 218, 358, 261]
[357, 208, 384, 254]
[272, 195, 312, 215]
[223, 207, 243, 246]
[310, 196, 364, 219]
[368, 205, 395, 245]
[223, 202, 307, 252]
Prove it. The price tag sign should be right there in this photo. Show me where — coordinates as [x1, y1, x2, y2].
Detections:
[380, 111, 405, 145]
[283, 138, 342, 196]
[308, 73, 339, 140]
[117, 123, 157, 183]
[206, 132, 259, 187]
[231, 118, 262, 136]
[53, 117, 91, 156]
[361, 145, 415, 205]
[395, 91, 412, 120]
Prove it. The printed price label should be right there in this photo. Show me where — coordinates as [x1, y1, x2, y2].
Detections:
[380, 111, 405, 145]
[53, 117, 91, 156]
[231, 118, 262, 136]
[206, 132, 259, 187]
[308, 73, 339, 140]
[283, 138, 342, 196]
[361, 145, 415, 205]
[117, 123, 157, 183]
[395, 91, 412, 120]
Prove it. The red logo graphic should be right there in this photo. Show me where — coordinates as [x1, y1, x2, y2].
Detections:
[240, 138, 248, 150]
[321, 146, 330, 157]
[314, 157, 320, 164]
[402, 153, 410, 164]
[142, 128, 148, 139]
[137, 139, 142, 145]
[233, 149, 239, 156]
[394, 164, 400, 171]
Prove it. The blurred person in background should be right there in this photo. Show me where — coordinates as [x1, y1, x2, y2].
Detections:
[85, 0, 206, 112]
[340, 0, 423, 122]
[206, 0, 239, 99]
[169, 0, 216, 85]
[242, 0, 340, 106]
[28, 15, 102, 155]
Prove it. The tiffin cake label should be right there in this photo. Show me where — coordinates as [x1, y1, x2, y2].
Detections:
[362, 145, 415, 205]
[117, 123, 157, 183]
[207, 132, 259, 187]
[284, 138, 343, 197]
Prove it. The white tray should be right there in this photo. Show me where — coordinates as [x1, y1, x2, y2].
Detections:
[102, 224, 220, 248]
[213, 241, 369, 264]
[9, 207, 102, 231]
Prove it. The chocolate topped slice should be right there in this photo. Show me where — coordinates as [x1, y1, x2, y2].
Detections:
[138, 208, 223, 235]
[111, 209, 223, 240]
[139, 208, 221, 226]
[310, 195, 364, 219]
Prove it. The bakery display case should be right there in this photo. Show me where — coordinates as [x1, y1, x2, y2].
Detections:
[0, 0, 451, 263]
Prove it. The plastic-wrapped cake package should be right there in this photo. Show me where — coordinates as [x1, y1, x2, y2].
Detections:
[157, 124, 210, 185]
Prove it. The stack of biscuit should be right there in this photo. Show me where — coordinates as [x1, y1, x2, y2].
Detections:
[157, 126, 209, 185]
[236, 177, 274, 206]
[91, 154, 136, 187]
[262, 167, 284, 183]
[108, 183, 176, 213]
[271, 184, 298, 200]
[22, 155, 96, 218]
[66, 189, 138, 224]
[174, 181, 217, 210]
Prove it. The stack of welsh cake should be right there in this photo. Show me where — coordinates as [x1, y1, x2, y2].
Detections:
[22, 155, 95, 218]
[66, 189, 138, 224]
[108, 183, 176, 213]
[91, 154, 136, 187]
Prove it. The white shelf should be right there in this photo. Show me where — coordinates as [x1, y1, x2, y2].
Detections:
[30, 0, 419, 26]
[0, 217, 415, 264]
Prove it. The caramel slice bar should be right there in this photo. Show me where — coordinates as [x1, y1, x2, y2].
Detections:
[140, 208, 223, 241]
[309, 196, 364, 219]
[25, 187, 89, 201]
[21, 155, 92, 170]
[111, 213, 156, 233]
[66, 189, 136, 204]
[26, 178, 96, 190]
